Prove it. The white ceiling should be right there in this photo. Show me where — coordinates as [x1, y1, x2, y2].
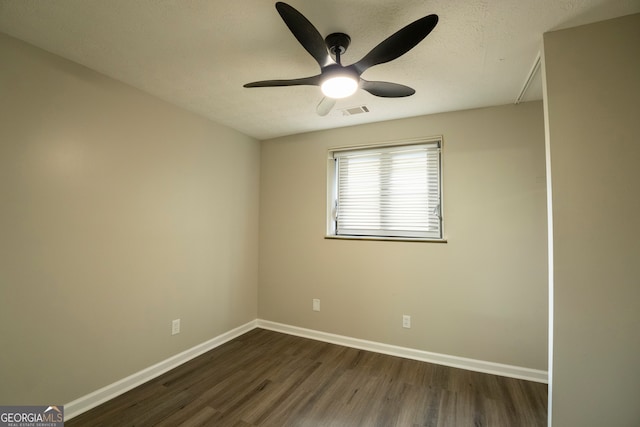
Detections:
[1, 0, 638, 140]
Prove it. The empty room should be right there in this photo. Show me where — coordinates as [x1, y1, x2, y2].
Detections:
[1, 1, 638, 426]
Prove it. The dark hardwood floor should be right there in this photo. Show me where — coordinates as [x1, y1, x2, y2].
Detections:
[67, 328, 547, 426]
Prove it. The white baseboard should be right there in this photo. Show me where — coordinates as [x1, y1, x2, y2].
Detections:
[64, 320, 257, 420]
[257, 319, 548, 384]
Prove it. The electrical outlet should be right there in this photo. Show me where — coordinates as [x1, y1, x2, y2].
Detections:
[402, 315, 411, 329]
[172, 319, 181, 335]
[313, 299, 320, 312]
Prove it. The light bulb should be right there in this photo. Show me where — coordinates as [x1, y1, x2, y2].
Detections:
[321, 76, 358, 99]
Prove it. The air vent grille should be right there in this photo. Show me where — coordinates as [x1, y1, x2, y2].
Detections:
[340, 105, 370, 116]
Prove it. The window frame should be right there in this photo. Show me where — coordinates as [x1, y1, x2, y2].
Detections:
[326, 137, 446, 243]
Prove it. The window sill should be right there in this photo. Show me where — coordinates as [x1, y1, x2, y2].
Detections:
[324, 235, 448, 243]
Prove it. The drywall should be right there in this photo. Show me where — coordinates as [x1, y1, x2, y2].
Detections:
[0, 33, 260, 405]
[543, 13, 640, 426]
[259, 102, 548, 370]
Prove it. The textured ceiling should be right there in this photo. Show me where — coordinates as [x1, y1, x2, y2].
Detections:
[1, 0, 638, 140]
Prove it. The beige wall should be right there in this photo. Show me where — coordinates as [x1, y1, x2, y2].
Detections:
[259, 102, 548, 370]
[0, 33, 260, 404]
[543, 14, 640, 426]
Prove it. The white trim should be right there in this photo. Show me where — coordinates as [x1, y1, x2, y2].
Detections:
[541, 45, 555, 426]
[257, 319, 548, 384]
[515, 51, 542, 104]
[324, 235, 448, 243]
[328, 135, 443, 153]
[64, 320, 257, 420]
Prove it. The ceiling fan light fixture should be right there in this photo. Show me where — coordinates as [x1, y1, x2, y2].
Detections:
[321, 75, 358, 99]
[244, 3, 439, 113]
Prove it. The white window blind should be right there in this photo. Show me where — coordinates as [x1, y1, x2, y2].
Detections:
[332, 141, 442, 239]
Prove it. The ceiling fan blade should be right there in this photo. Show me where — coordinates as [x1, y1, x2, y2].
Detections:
[275, 2, 334, 68]
[360, 80, 415, 97]
[353, 14, 438, 74]
[244, 75, 322, 88]
[316, 97, 336, 116]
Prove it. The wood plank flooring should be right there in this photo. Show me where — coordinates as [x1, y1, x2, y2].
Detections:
[66, 328, 547, 426]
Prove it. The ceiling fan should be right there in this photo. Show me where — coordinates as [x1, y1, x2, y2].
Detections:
[243, 2, 438, 116]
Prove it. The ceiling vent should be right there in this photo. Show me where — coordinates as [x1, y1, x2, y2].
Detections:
[339, 105, 370, 116]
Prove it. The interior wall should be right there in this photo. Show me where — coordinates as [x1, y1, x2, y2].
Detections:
[543, 13, 640, 427]
[259, 102, 548, 370]
[0, 33, 260, 405]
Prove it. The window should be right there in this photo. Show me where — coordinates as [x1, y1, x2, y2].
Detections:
[327, 138, 443, 241]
